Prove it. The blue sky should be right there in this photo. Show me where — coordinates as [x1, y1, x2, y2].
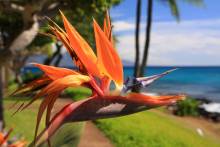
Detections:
[110, 0, 220, 66]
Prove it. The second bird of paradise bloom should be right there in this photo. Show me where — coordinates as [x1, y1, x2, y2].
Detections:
[12, 11, 185, 145]
[0, 128, 26, 147]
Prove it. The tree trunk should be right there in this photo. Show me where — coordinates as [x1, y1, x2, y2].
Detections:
[9, 16, 39, 51]
[15, 71, 23, 85]
[139, 0, 153, 77]
[134, 0, 142, 77]
[54, 54, 63, 67]
[0, 66, 5, 131]
[44, 43, 62, 65]
[4, 66, 10, 90]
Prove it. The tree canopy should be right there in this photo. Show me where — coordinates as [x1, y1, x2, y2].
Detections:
[0, 0, 122, 130]
[0, 0, 121, 64]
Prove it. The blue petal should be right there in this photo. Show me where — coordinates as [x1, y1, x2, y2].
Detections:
[122, 68, 178, 93]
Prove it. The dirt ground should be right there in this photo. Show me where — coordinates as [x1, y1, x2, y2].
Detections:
[52, 98, 114, 147]
[52, 99, 113, 147]
[78, 121, 113, 147]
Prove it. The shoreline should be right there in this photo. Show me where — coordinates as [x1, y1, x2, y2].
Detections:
[142, 92, 220, 122]
[142, 91, 220, 103]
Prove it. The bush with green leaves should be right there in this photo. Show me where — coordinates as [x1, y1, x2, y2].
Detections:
[21, 71, 42, 84]
[64, 87, 92, 101]
[174, 98, 200, 116]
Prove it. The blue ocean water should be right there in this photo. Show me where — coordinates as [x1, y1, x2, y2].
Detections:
[124, 66, 220, 102]
[23, 66, 220, 102]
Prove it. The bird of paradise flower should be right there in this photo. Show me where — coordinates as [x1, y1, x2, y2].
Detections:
[12, 11, 185, 145]
[0, 128, 26, 147]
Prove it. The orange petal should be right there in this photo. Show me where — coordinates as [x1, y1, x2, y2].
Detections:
[60, 11, 101, 77]
[30, 98, 93, 146]
[34, 92, 60, 145]
[33, 63, 79, 80]
[100, 76, 111, 94]
[51, 28, 86, 72]
[11, 76, 50, 96]
[29, 75, 90, 143]
[103, 11, 113, 43]
[46, 95, 58, 127]
[12, 103, 25, 116]
[40, 75, 90, 94]
[93, 19, 123, 88]
[50, 26, 75, 59]
[126, 93, 185, 106]
[0, 128, 13, 146]
[9, 140, 27, 147]
[0, 133, 4, 145]
[34, 93, 57, 143]
[20, 74, 91, 112]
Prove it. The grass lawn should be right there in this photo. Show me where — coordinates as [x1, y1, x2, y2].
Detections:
[3, 85, 88, 144]
[4, 98, 83, 146]
[64, 87, 92, 101]
[95, 110, 220, 147]
[4, 98, 43, 142]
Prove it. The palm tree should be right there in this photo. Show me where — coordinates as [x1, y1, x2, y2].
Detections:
[134, 0, 204, 78]
[139, 0, 153, 76]
[134, 0, 141, 77]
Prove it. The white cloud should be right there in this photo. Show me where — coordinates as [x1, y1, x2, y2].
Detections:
[113, 19, 220, 66]
[110, 12, 124, 19]
[113, 21, 135, 31]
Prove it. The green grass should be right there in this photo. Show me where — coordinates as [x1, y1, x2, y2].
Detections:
[64, 87, 92, 101]
[5, 109, 40, 142]
[3, 83, 88, 145]
[39, 123, 83, 147]
[4, 98, 42, 142]
[4, 98, 83, 146]
[95, 110, 220, 147]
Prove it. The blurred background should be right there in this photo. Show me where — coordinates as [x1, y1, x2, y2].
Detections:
[0, 0, 220, 147]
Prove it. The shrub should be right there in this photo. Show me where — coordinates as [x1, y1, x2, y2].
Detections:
[64, 87, 92, 101]
[174, 98, 200, 116]
[22, 71, 42, 83]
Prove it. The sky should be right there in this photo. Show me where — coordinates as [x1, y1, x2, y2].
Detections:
[110, 0, 220, 66]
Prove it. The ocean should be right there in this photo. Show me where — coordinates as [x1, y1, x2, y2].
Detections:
[124, 66, 220, 102]
[23, 66, 220, 102]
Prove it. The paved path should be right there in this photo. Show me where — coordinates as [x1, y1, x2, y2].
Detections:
[53, 99, 113, 147]
[78, 121, 113, 147]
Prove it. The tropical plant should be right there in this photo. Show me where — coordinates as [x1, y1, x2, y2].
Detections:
[0, 0, 121, 130]
[0, 128, 26, 147]
[174, 98, 200, 116]
[12, 11, 185, 146]
[134, 0, 204, 78]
